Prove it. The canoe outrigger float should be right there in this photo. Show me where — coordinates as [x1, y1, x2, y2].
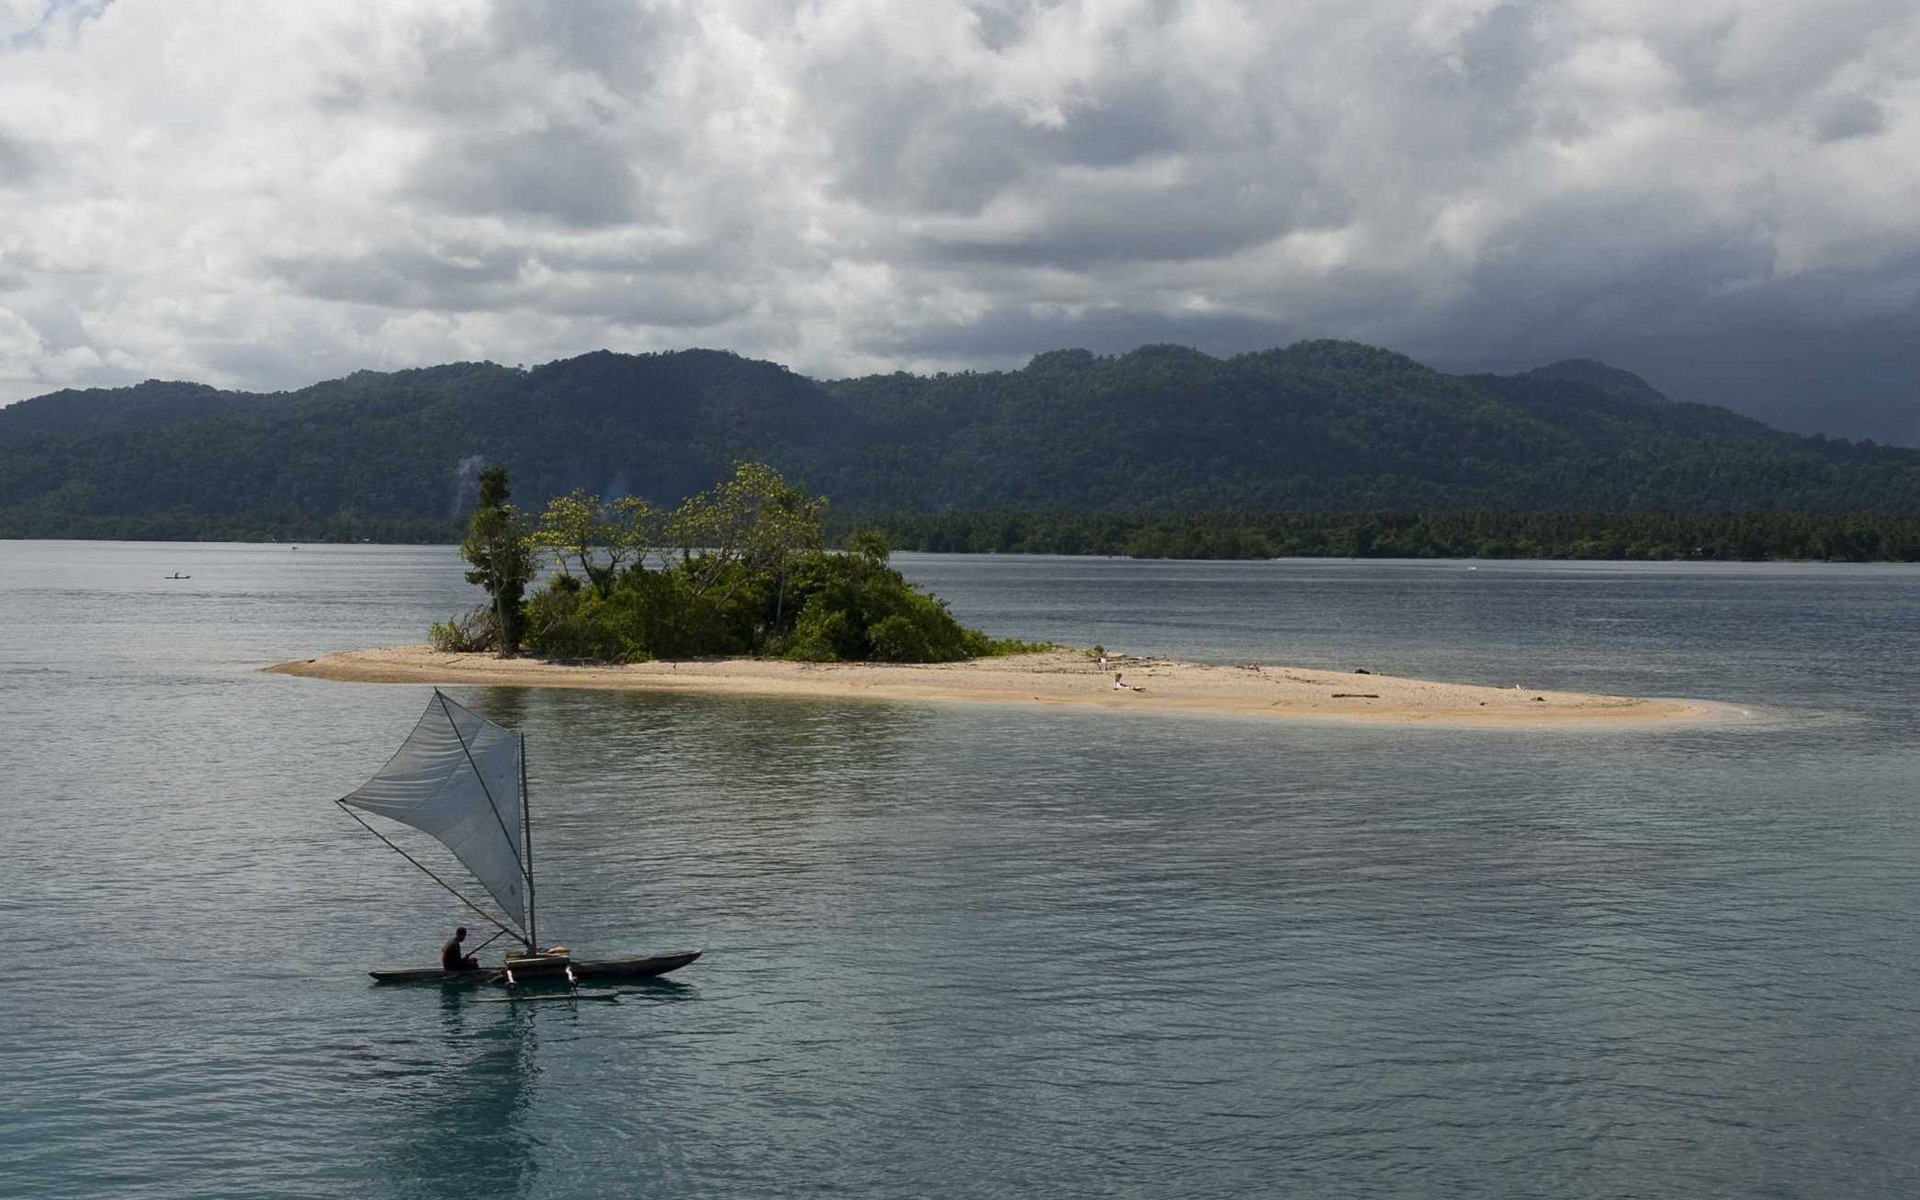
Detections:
[337, 689, 700, 991]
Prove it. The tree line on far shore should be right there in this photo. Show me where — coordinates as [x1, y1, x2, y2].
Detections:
[11, 497, 1918, 564]
[444, 462, 1044, 663]
[851, 509, 1920, 562]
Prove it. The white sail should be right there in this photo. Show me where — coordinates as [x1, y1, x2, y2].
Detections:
[340, 691, 528, 935]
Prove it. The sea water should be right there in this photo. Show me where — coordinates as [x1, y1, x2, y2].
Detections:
[2, 543, 1917, 1198]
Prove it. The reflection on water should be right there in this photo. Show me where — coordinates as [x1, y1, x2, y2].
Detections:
[548, 687, 936, 784]
[372, 994, 540, 1199]
[475, 686, 534, 737]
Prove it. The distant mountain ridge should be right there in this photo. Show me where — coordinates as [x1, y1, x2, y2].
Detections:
[4, 340, 1918, 540]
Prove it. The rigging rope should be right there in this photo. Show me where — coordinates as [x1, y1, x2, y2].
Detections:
[335, 801, 525, 943]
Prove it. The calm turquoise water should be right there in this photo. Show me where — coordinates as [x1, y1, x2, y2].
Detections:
[3, 543, 1918, 1198]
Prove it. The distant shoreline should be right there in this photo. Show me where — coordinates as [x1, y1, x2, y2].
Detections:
[267, 647, 1750, 729]
[7, 509, 1920, 563]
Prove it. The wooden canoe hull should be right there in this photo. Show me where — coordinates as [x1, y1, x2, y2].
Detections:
[369, 949, 701, 986]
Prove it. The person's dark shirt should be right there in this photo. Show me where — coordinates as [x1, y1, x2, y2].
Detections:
[441, 937, 466, 970]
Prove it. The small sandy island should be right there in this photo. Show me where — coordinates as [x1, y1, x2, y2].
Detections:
[268, 647, 1748, 729]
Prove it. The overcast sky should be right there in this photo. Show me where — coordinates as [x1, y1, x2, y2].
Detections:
[1, 0, 1915, 440]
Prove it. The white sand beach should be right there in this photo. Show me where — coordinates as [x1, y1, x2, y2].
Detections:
[268, 647, 1748, 728]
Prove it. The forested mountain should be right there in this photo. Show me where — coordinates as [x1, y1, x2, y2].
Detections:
[4, 340, 1918, 542]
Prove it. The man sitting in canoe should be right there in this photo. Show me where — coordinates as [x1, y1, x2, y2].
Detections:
[441, 927, 480, 971]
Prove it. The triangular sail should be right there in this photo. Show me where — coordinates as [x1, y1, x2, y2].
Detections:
[340, 691, 528, 937]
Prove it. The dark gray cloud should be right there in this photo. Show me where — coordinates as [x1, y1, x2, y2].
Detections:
[408, 124, 644, 228]
[0, 0, 1915, 444]
[1543, 260, 1920, 445]
[266, 245, 530, 310]
[485, 0, 683, 94]
[0, 129, 44, 187]
[1812, 93, 1886, 142]
[868, 303, 1295, 365]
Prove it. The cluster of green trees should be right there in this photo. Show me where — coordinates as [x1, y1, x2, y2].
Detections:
[857, 509, 1920, 561]
[439, 463, 1040, 663]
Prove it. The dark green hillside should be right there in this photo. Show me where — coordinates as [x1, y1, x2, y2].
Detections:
[823, 341, 1920, 512]
[0, 380, 264, 436]
[0, 351, 842, 535]
[4, 340, 1919, 545]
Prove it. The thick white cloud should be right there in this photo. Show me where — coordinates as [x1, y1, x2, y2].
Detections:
[0, 0, 1916, 438]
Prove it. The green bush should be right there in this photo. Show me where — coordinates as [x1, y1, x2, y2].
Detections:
[523, 580, 641, 661]
[428, 604, 497, 652]
[785, 597, 855, 662]
[868, 612, 932, 662]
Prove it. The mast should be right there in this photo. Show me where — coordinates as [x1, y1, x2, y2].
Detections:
[522, 731, 537, 953]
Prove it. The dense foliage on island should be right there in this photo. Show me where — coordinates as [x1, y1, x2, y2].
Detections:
[447, 463, 1038, 663]
[6, 340, 1920, 560]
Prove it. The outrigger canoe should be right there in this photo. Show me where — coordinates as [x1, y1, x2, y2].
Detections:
[335, 690, 701, 990]
[371, 950, 701, 986]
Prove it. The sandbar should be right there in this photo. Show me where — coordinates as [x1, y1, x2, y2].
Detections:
[267, 647, 1748, 729]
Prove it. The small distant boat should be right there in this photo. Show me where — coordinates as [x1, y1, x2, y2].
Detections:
[165, 573, 190, 579]
[336, 690, 700, 991]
